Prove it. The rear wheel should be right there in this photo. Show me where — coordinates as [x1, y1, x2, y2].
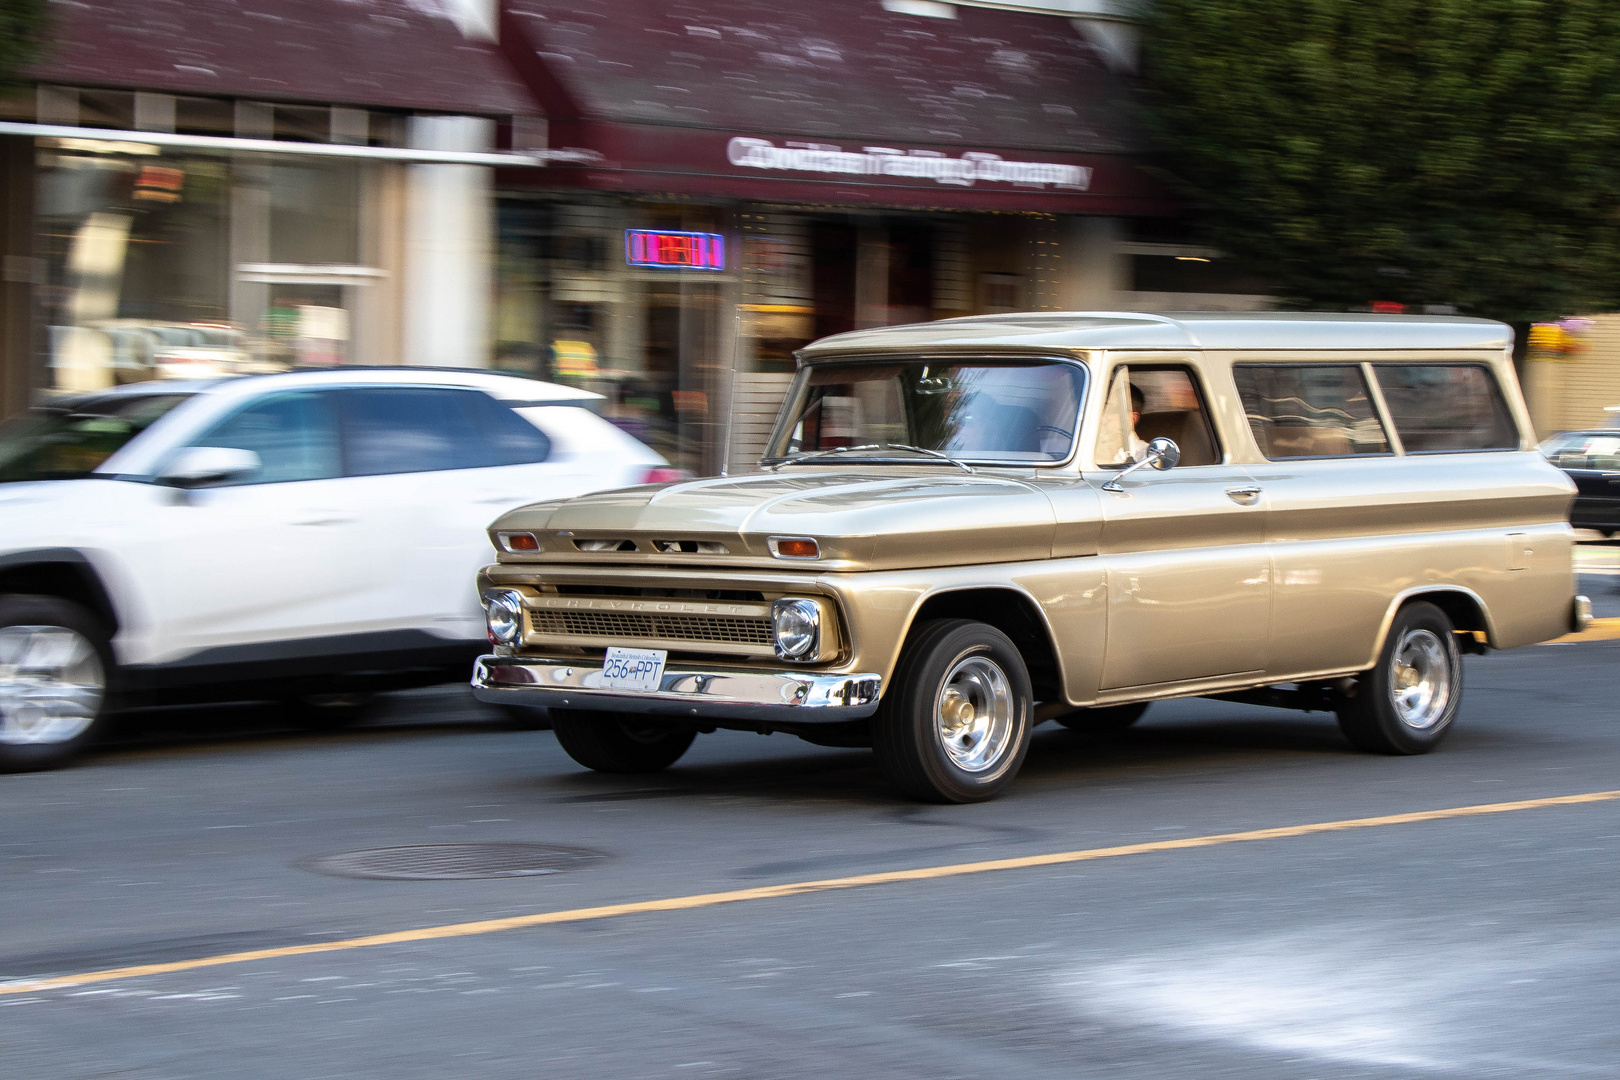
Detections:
[1054, 702, 1148, 735]
[1337, 601, 1462, 754]
[549, 708, 695, 773]
[873, 619, 1033, 803]
[0, 596, 112, 772]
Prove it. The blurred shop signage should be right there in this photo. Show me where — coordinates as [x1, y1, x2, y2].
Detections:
[726, 137, 1092, 189]
[1530, 318, 1594, 362]
[625, 230, 726, 270]
[552, 339, 599, 377]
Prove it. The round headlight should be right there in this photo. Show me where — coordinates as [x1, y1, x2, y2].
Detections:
[484, 590, 525, 646]
[772, 598, 821, 660]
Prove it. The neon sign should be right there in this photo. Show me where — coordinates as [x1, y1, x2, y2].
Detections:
[625, 230, 725, 270]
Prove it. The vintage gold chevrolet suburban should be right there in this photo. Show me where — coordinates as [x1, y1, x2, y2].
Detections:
[471, 313, 1588, 802]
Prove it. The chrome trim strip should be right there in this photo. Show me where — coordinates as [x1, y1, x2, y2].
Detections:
[471, 655, 882, 721]
[6, 122, 545, 166]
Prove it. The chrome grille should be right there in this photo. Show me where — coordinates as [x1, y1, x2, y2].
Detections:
[528, 609, 773, 647]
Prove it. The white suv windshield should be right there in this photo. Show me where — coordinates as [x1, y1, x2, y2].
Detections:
[767, 360, 1085, 465]
[0, 393, 192, 483]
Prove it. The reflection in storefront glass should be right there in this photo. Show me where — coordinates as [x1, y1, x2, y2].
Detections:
[495, 196, 725, 472]
[36, 145, 364, 396]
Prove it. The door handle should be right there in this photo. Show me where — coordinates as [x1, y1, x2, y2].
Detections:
[292, 515, 356, 527]
[1226, 486, 1262, 504]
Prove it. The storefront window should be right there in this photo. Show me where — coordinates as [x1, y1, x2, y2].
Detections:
[35, 142, 363, 395]
[494, 195, 725, 471]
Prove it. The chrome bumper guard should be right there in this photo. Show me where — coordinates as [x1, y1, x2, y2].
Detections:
[471, 655, 883, 722]
[1573, 594, 1593, 634]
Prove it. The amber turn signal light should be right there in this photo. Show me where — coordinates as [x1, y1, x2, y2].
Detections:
[768, 536, 819, 560]
[499, 532, 540, 553]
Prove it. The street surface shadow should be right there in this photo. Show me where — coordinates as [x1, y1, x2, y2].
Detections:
[522, 710, 1364, 809]
[1023, 714, 1354, 778]
[86, 686, 511, 758]
[526, 744, 899, 807]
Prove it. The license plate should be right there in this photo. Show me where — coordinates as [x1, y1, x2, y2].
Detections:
[601, 647, 667, 692]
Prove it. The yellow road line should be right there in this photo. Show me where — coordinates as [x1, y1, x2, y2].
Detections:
[1550, 616, 1620, 643]
[4, 788, 1618, 996]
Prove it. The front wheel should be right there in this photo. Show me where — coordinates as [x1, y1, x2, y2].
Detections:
[549, 708, 695, 773]
[0, 596, 113, 772]
[1337, 601, 1462, 754]
[873, 619, 1033, 803]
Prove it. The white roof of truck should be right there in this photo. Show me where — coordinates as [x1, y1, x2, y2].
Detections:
[798, 312, 1513, 356]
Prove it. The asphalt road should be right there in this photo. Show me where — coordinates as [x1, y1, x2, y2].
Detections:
[5, 578, 1620, 1079]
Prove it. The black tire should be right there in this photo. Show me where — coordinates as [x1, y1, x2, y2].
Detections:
[1054, 702, 1149, 735]
[0, 595, 114, 772]
[872, 619, 1033, 803]
[549, 708, 695, 773]
[1337, 601, 1462, 754]
[280, 692, 373, 732]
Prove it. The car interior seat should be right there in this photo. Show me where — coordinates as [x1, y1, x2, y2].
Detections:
[1134, 410, 1218, 466]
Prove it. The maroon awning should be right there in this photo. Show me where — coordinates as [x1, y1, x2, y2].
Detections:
[500, 0, 1173, 213]
[30, 0, 535, 116]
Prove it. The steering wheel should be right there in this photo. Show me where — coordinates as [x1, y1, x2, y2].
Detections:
[1037, 425, 1073, 439]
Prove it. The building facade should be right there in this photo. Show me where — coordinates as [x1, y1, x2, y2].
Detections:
[0, 0, 539, 419]
[488, 0, 1272, 472]
[1, 0, 1276, 472]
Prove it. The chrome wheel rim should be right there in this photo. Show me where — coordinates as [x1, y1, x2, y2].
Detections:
[0, 625, 104, 745]
[1389, 628, 1451, 730]
[934, 654, 1015, 773]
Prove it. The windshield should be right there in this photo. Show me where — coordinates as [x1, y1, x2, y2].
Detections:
[766, 359, 1086, 465]
[0, 393, 193, 483]
[1539, 431, 1620, 468]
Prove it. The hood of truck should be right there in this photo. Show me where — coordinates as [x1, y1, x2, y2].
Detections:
[491, 468, 1063, 570]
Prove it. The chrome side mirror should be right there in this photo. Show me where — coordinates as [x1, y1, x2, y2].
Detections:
[1146, 436, 1179, 470]
[158, 446, 261, 488]
[1102, 437, 1180, 492]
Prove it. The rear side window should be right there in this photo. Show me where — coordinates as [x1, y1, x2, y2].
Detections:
[191, 391, 340, 485]
[337, 387, 488, 476]
[1374, 364, 1517, 452]
[464, 392, 552, 466]
[1233, 364, 1390, 459]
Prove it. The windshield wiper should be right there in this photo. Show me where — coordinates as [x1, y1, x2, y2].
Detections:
[879, 444, 975, 473]
[768, 443, 974, 474]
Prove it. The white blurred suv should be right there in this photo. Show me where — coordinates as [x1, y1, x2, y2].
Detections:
[0, 368, 674, 769]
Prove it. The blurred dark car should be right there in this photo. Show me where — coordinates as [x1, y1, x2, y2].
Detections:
[1539, 429, 1620, 535]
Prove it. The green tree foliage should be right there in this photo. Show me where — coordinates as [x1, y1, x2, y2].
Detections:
[1139, 0, 1620, 321]
[0, 0, 46, 88]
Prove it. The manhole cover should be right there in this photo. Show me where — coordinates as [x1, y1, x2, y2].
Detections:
[304, 843, 606, 881]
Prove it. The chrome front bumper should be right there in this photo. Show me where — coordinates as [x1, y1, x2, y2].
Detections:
[470, 655, 883, 722]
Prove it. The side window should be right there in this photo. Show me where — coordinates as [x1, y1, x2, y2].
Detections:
[1233, 364, 1390, 459]
[1373, 364, 1518, 453]
[189, 391, 340, 485]
[337, 387, 487, 476]
[465, 393, 553, 466]
[1096, 365, 1222, 467]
